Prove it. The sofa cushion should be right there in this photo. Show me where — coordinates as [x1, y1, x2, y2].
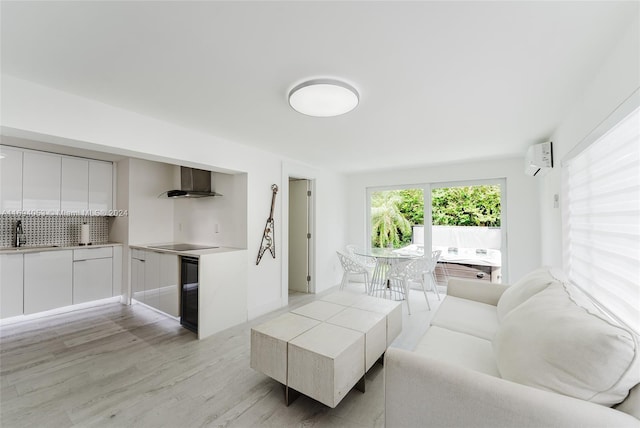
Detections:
[615, 383, 640, 420]
[414, 325, 500, 377]
[496, 267, 557, 321]
[493, 282, 639, 407]
[431, 295, 498, 340]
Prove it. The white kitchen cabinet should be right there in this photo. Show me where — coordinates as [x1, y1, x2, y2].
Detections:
[130, 249, 179, 317]
[89, 160, 113, 214]
[0, 253, 24, 319]
[0, 146, 23, 212]
[112, 245, 122, 296]
[143, 251, 160, 309]
[158, 253, 180, 317]
[23, 150, 61, 213]
[61, 157, 89, 213]
[131, 252, 146, 302]
[24, 250, 73, 314]
[73, 247, 113, 304]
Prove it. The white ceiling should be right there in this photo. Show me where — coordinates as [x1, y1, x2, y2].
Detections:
[1, 1, 637, 173]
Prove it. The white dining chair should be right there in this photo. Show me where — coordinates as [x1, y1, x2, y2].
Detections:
[336, 251, 370, 293]
[388, 250, 443, 314]
[427, 250, 442, 300]
[386, 258, 414, 312]
[345, 244, 377, 270]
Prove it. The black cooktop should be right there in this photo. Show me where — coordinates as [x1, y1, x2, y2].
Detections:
[148, 243, 219, 251]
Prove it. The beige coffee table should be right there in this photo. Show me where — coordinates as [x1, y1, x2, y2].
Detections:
[326, 306, 387, 372]
[250, 312, 320, 385]
[288, 322, 365, 407]
[250, 291, 402, 408]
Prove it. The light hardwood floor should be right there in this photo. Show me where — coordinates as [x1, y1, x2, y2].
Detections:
[1, 283, 441, 428]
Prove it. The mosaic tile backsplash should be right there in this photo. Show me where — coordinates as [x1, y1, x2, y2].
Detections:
[0, 215, 109, 248]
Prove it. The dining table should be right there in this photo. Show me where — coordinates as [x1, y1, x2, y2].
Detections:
[353, 248, 417, 299]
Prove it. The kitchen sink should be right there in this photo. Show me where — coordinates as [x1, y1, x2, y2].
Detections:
[12, 245, 61, 251]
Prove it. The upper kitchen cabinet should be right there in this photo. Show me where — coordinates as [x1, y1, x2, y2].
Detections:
[61, 157, 114, 214]
[23, 150, 62, 213]
[0, 146, 23, 212]
[61, 157, 89, 213]
[3, 145, 114, 215]
[89, 160, 113, 214]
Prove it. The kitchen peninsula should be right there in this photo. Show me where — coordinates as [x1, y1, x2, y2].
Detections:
[130, 244, 247, 340]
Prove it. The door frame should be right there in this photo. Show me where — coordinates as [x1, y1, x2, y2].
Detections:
[287, 177, 311, 293]
[281, 164, 316, 307]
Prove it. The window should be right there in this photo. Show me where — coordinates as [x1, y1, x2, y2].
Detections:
[430, 182, 505, 284]
[367, 179, 507, 284]
[563, 105, 640, 334]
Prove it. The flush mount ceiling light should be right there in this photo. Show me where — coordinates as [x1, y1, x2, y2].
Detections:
[288, 79, 359, 117]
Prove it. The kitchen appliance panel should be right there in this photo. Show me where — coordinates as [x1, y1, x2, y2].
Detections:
[181, 256, 199, 333]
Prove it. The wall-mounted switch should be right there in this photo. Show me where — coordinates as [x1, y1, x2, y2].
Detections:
[553, 194, 559, 208]
[214, 223, 220, 233]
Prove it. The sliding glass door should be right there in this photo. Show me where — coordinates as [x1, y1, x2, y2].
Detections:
[429, 181, 505, 284]
[370, 187, 424, 250]
[367, 179, 507, 284]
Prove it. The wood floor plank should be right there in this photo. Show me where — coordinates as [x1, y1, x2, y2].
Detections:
[1, 284, 440, 427]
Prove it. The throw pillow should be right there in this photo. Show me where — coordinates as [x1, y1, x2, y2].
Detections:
[496, 267, 557, 321]
[493, 282, 639, 406]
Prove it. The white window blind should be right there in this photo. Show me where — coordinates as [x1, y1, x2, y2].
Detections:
[563, 106, 640, 335]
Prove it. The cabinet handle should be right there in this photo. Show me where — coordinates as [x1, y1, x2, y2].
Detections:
[476, 272, 485, 279]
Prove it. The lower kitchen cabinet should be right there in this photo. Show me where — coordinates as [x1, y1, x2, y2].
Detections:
[24, 250, 73, 314]
[130, 249, 179, 317]
[144, 250, 160, 309]
[2, 245, 122, 318]
[73, 247, 113, 304]
[1, 253, 24, 319]
[158, 253, 179, 317]
[131, 256, 145, 302]
[112, 245, 122, 296]
[131, 249, 145, 302]
[73, 258, 113, 304]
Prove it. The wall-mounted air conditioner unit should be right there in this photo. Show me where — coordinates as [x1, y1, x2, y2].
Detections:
[525, 141, 553, 176]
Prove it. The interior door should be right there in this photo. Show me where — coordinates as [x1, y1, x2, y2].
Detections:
[288, 178, 309, 293]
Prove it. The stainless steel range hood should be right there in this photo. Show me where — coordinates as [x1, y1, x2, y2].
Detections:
[159, 167, 222, 199]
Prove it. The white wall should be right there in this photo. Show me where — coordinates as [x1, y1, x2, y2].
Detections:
[539, 16, 640, 267]
[173, 170, 248, 249]
[346, 157, 541, 282]
[128, 158, 175, 245]
[1, 75, 345, 320]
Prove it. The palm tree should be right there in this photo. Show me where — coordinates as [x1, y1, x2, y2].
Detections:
[371, 191, 411, 248]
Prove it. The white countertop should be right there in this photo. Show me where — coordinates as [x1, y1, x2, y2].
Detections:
[0, 242, 122, 255]
[130, 244, 245, 258]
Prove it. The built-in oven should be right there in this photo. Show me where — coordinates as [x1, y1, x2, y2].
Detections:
[180, 256, 199, 333]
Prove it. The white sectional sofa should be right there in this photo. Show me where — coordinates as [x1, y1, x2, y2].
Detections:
[384, 268, 640, 428]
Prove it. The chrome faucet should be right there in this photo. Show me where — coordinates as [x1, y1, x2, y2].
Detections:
[16, 220, 26, 247]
